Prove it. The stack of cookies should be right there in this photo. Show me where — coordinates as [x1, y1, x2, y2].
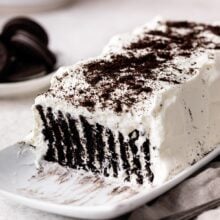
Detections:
[0, 17, 56, 82]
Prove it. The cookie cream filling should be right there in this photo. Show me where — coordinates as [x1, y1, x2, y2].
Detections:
[26, 18, 220, 186]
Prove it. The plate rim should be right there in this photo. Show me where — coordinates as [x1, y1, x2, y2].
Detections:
[0, 143, 219, 219]
[0, 71, 54, 88]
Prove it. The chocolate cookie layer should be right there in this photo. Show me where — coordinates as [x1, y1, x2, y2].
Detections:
[35, 105, 154, 184]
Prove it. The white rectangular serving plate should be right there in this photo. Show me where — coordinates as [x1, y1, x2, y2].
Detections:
[0, 143, 219, 219]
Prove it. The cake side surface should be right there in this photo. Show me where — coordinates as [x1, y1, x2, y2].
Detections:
[26, 18, 220, 186]
[150, 51, 220, 184]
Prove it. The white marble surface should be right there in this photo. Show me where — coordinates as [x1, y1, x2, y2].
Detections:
[0, 0, 220, 219]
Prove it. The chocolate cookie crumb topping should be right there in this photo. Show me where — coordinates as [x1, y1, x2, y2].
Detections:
[48, 20, 220, 113]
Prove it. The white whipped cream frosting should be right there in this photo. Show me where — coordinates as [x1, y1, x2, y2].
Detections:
[27, 18, 220, 185]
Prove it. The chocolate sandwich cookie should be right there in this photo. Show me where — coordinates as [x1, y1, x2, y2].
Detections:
[0, 40, 10, 79]
[5, 58, 47, 82]
[2, 17, 49, 46]
[0, 16, 56, 83]
[10, 30, 56, 71]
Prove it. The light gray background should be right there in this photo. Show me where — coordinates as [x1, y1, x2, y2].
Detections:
[0, 0, 220, 219]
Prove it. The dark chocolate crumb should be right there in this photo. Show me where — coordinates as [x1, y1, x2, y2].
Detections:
[188, 108, 193, 121]
[81, 100, 95, 108]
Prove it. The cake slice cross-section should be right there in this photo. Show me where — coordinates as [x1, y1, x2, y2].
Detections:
[27, 18, 220, 185]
